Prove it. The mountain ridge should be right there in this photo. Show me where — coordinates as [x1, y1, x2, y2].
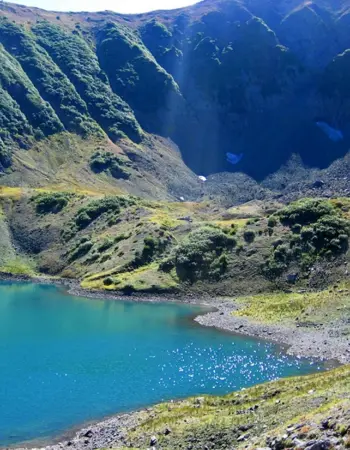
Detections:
[1, 0, 350, 181]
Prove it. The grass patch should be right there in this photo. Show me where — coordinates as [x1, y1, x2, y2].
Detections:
[122, 365, 350, 449]
[82, 263, 178, 293]
[233, 287, 350, 324]
[0, 257, 35, 275]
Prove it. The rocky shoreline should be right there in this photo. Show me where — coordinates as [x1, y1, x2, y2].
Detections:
[195, 300, 350, 365]
[2, 273, 350, 450]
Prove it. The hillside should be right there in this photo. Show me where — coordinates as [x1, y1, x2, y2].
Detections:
[1, 0, 350, 182]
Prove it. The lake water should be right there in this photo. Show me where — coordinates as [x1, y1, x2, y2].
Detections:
[0, 281, 325, 446]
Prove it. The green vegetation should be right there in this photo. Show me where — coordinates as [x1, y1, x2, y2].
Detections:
[233, 286, 350, 324]
[277, 198, 336, 226]
[140, 19, 182, 76]
[96, 22, 182, 134]
[133, 235, 171, 268]
[69, 239, 93, 262]
[0, 44, 63, 137]
[0, 85, 33, 168]
[0, 18, 101, 137]
[72, 196, 135, 231]
[263, 199, 350, 278]
[90, 150, 130, 179]
[33, 192, 73, 214]
[32, 21, 142, 143]
[120, 365, 350, 449]
[243, 229, 255, 243]
[161, 226, 236, 282]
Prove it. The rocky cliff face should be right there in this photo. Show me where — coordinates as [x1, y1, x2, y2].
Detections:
[0, 0, 350, 179]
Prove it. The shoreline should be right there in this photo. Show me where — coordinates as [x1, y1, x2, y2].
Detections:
[2, 272, 349, 364]
[1, 272, 349, 450]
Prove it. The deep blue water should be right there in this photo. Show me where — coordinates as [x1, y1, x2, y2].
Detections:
[0, 282, 325, 446]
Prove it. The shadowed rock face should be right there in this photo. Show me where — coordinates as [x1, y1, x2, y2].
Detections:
[0, 0, 350, 178]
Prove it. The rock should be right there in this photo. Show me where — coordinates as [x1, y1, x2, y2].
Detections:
[293, 438, 307, 448]
[239, 424, 253, 432]
[305, 439, 331, 450]
[312, 180, 325, 189]
[237, 433, 250, 442]
[150, 435, 158, 446]
[83, 430, 93, 438]
[320, 420, 329, 430]
[287, 273, 299, 284]
[194, 397, 205, 406]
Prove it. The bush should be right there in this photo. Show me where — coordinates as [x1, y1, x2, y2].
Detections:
[263, 201, 350, 279]
[103, 277, 113, 286]
[90, 150, 130, 179]
[98, 238, 114, 252]
[32, 21, 142, 143]
[277, 199, 336, 226]
[267, 216, 277, 227]
[133, 235, 170, 267]
[243, 230, 255, 243]
[74, 196, 134, 230]
[69, 240, 93, 261]
[291, 223, 302, 234]
[34, 192, 72, 214]
[165, 226, 236, 282]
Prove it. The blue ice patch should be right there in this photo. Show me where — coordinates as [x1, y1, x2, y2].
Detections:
[316, 121, 344, 142]
[226, 152, 244, 165]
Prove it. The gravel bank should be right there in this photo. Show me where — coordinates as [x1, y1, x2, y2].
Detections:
[195, 300, 350, 364]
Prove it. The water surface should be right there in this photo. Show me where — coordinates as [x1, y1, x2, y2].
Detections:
[0, 282, 325, 446]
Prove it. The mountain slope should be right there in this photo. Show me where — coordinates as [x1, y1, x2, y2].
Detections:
[1, 0, 350, 181]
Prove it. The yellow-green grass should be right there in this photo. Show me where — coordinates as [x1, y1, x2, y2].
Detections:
[120, 365, 350, 449]
[212, 218, 250, 230]
[233, 286, 350, 324]
[0, 257, 36, 276]
[82, 263, 179, 292]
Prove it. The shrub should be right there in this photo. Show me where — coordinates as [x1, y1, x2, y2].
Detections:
[133, 235, 170, 267]
[267, 216, 277, 227]
[263, 201, 350, 279]
[32, 21, 142, 143]
[69, 240, 93, 261]
[34, 192, 72, 214]
[277, 199, 336, 226]
[90, 150, 130, 179]
[291, 223, 302, 234]
[98, 238, 114, 252]
[74, 196, 134, 230]
[243, 230, 255, 243]
[103, 277, 113, 286]
[165, 226, 236, 282]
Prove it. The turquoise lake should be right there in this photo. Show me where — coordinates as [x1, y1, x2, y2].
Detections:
[0, 281, 325, 446]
